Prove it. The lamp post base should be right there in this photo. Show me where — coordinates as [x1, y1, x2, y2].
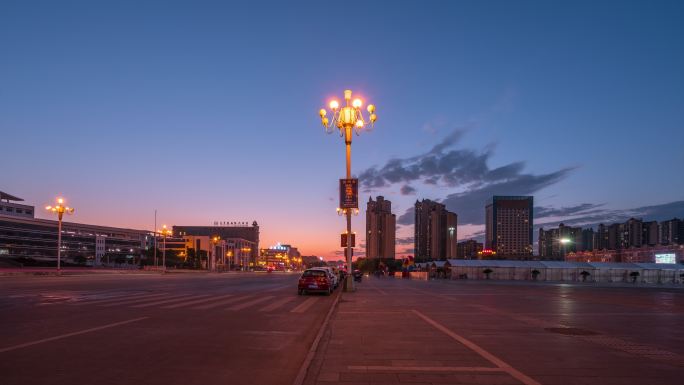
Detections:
[343, 274, 355, 292]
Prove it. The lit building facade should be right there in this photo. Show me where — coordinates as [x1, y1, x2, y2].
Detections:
[258, 242, 302, 270]
[174, 222, 259, 266]
[365, 196, 396, 259]
[456, 239, 483, 259]
[485, 196, 533, 259]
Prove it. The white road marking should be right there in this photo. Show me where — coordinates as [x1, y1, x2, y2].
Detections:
[162, 294, 234, 309]
[259, 296, 295, 312]
[192, 295, 254, 310]
[412, 309, 542, 385]
[76, 292, 167, 306]
[290, 297, 319, 313]
[129, 295, 200, 308]
[227, 296, 274, 311]
[0, 317, 148, 354]
[98, 293, 174, 307]
[348, 365, 503, 372]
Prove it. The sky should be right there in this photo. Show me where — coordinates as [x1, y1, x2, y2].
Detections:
[1, 0, 683, 259]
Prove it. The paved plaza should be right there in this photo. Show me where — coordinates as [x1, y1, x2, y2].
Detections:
[1, 273, 683, 385]
[303, 277, 684, 385]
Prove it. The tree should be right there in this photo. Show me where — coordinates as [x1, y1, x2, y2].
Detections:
[483, 268, 493, 280]
[580, 271, 590, 282]
[531, 269, 540, 281]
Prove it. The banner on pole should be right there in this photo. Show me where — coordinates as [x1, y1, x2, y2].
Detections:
[339, 179, 359, 209]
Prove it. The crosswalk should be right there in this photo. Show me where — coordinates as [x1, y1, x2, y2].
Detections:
[1, 285, 333, 314]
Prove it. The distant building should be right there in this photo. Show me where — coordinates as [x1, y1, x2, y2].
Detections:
[258, 242, 301, 270]
[660, 218, 682, 245]
[365, 196, 396, 259]
[567, 244, 684, 264]
[642, 221, 659, 246]
[0, 190, 35, 219]
[456, 239, 483, 259]
[485, 196, 533, 259]
[538, 223, 582, 260]
[0, 205, 147, 267]
[414, 199, 457, 260]
[174, 222, 259, 266]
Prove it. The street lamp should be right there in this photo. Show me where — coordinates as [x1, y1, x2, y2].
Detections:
[319, 89, 377, 291]
[158, 225, 172, 271]
[45, 197, 75, 274]
[560, 238, 571, 260]
[211, 236, 220, 272]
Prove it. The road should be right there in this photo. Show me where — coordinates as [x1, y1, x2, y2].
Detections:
[0, 272, 336, 385]
[304, 276, 684, 385]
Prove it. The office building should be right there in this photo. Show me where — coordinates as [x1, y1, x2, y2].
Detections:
[0, 192, 148, 266]
[414, 199, 457, 260]
[485, 196, 533, 258]
[365, 196, 396, 259]
[174, 222, 259, 266]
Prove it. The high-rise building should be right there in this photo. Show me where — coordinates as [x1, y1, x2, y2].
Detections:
[660, 218, 682, 245]
[365, 196, 396, 259]
[414, 199, 457, 260]
[538, 223, 581, 260]
[485, 196, 533, 258]
[581, 228, 595, 251]
[642, 221, 659, 246]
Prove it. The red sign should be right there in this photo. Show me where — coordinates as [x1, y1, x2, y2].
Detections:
[341, 232, 356, 247]
[339, 179, 358, 209]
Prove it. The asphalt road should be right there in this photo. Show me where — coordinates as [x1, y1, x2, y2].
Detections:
[0, 272, 336, 385]
[304, 276, 684, 385]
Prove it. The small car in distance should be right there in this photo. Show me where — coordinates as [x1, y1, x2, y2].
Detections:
[298, 269, 332, 295]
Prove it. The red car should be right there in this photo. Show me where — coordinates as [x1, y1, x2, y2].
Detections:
[298, 269, 332, 295]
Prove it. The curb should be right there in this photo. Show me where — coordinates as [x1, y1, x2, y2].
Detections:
[292, 288, 342, 385]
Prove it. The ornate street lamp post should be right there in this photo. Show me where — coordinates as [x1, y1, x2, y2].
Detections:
[159, 225, 172, 271]
[45, 197, 75, 275]
[319, 89, 377, 291]
[211, 236, 221, 272]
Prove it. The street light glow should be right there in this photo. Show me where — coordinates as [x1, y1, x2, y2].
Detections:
[560, 238, 571, 244]
[352, 98, 362, 108]
[329, 100, 339, 110]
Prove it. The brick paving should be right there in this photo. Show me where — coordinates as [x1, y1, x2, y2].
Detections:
[302, 277, 684, 385]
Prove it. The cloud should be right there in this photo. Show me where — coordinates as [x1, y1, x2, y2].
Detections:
[396, 236, 414, 245]
[539, 200, 684, 228]
[397, 207, 415, 226]
[359, 128, 576, 226]
[400, 185, 416, 195]
[535, 203, 606, 219]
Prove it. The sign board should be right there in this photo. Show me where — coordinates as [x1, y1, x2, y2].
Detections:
[341, 232, 356, 248]
[339, 179, 358, 209]
[655, 253, 676, 264]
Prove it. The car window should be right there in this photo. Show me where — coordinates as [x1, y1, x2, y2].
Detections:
[302, 270, 326, 277]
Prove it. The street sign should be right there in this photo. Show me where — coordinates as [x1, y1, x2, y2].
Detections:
[341, 232, 356, 247]
[339, 178, 358, 209]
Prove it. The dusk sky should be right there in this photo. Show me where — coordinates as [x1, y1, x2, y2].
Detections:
[2, 1, 683, 259]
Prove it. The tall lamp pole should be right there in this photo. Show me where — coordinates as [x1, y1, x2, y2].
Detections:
[45, 197, 75, 275]
[159, 225, 172, 271]
[211, 236, 221, 272]
[319, 90, 377, 291]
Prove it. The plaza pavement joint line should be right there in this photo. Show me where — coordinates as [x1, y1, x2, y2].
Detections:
[0, 317, 149, 354]
[412, 309, 542, 385]
[348, 365, 505, 373]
